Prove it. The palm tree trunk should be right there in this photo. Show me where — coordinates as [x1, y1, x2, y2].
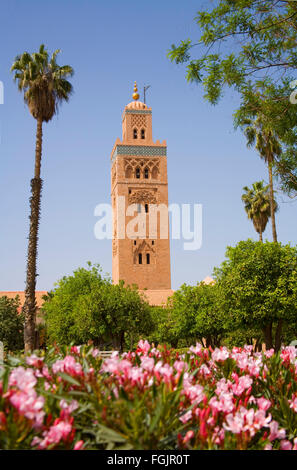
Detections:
[23, 117, 43, 352]
[268, 156, 277, 243]
[263, 322, 273, 350]
[259, 230, 263, 242]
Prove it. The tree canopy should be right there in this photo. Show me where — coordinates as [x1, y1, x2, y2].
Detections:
[168, 1, 297, 197]
[241, 181, 273, 241]
[168, 0, 297, 104]
[0, 296, 24, 351]
[214, 240, 297, 350]
[169, 282, 227, 348]
[43, 264, 153, 351]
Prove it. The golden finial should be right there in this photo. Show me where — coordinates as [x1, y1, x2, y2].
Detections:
[132, 81, 140, 101]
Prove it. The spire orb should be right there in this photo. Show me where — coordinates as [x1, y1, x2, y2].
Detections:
[132, 81, 140, 100]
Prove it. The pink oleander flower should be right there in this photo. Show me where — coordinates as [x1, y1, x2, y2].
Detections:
[180, 410, 192, 424]
[26, 354, 44, 368]
[183, 430, 195, 443]
[74, 440, 84, 450]
[154, 362, 173, 384]
[140, 356, 155, 372]
[224, 411, 244, 434]
[101, 357, 122, 374]
[257, 397, 271, 412]
[289, 395, 297, 413]
[60, 399, 79, 415]
[280, 440, 293, 450]
[183, 384, 204, 405]
[174, 360, 188, 374]
[268, 420, 286, 441]
[70, 346, 80, 355]
[36, 419, 73, 449]
[6, 367, 45, 428]
[209, 392, 234, 414]
[211, 426, 225, 445]
[188, 343, 203, 356]
[212, 347, 229, 362]
[52, 356, 83, 377]
[9, 367, 37, 392]
[224, 407, 271, 438]
[264, 349, 274, 358]
[280, 346, 296, 364]
[215, 378, 231, 396]
[137, 340, 151, 355]
[232, 375, 253, 396]
[199, 364, 212, 378]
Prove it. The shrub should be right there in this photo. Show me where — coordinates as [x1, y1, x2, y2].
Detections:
[1, 341, 297, 449]
[0, 296, 24, 352]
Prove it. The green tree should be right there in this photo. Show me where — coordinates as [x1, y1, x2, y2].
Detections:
[147, 306, 180, 349]
[11, 45, 74, 352]
[167, 1, 297, 104]
[241, 181, 276, 242]
[167, 1, 297, 197]
[170, 282, 227, 348]
[214, 240, 297, 351]
[43, 264, 153, 351]
[0, 296, 24, 351]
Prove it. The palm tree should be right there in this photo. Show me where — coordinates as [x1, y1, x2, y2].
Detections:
[242, 181, 277, 242]
[241, 114, 281, 242]
[11, 45, 74, 352]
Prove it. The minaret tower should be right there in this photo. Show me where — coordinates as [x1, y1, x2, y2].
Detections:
[111, 83, 171, 299]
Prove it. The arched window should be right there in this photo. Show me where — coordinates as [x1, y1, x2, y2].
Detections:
[133, 128, 138, 139]
[141, 129, 145, 139]
[135, 167, 140, 179]
[146, 253, 150, 264]
[138, 253, 142, 264]
[145, 204, 149, 213]
[144, 167, 149, 179]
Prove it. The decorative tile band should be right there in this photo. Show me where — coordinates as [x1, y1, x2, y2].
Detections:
[112, 145, 167, 162]
[125, 110, 152, 115]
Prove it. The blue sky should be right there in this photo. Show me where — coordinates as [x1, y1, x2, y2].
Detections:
[0, 0, 296, 292]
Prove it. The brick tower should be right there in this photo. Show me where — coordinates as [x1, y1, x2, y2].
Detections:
[110, 83, 172, 302]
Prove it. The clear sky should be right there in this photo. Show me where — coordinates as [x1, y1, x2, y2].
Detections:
[0, 0, 296, 292]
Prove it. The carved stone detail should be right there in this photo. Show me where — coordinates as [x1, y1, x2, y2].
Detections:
[128, 189, 157, 204]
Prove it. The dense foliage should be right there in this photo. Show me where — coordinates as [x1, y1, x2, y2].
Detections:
[43, 264, 153, 351]
[214, 240, 297, 350]
[2, 341, 297, 450]
[168, 1, 297, 197]
[168, 282, 227, 348]
[0, 296, 24, 352]
[167, 0, 297, 104]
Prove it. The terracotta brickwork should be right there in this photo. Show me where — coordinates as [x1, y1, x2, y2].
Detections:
[111, 95, 172, 295]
